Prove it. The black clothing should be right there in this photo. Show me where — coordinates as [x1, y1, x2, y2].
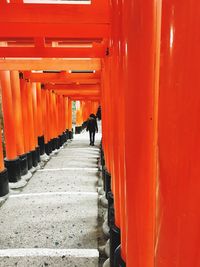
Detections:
[89, 131, 95, 145]
[86, 116, 98, 145]
[86, 117, 98, 132]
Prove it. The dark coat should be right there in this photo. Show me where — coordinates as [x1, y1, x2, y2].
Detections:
[86, 117, 98, 132]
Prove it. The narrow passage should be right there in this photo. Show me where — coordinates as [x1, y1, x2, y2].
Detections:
[0, 130, 101, 267]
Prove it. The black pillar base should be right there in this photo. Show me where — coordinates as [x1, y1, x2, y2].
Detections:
[82, 121, 87, 129]
[62, 132, 66, 143]
[101, 149, 105, 168]
[64, 131, 67, 142]
[4, 157, 21, 183]
[0, 169, 9, 197]
[19, 153, 28, 176]
[75, 126, 82, 134]
[36, 146, 41, 163]
[48, 140, 53, 154]
[55, 137, 60, 150]
[102, 167, 106, 191]
[107, 191, 114, 227]
[51, 138, 56, 151]
[69, 129, 74, 139]
[110, 225, 121, 267]
[45, 141, 53, 155]
[114, 245, 126, 267]
[45, 143, 50, 155]
[27, 151, 33, 170]
[104, 168, 111, 198]
[31, 149, 38, 167]
[38, 135, 45, 155]
[58, 135, 63, 147]
[55, 138, 59, 150]
[68, 131, 72, 139]
[66, 130, 69, 140]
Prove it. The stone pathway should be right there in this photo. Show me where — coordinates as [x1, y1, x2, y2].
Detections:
[0, 129, 101, 267]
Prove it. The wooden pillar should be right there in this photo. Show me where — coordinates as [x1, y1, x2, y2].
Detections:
[32, 83, 38, 148]
[32, 82, 41, 162]
[65, 97, 69, 131]
[45, 89, 53, 154]
[36, 83, 45, 155]
[10, 71, 29, 176]
[36, 83, 43, 138]
[0, 126, 4, 173]
[156, 1, 200, 266]
[20, 77, 30, 154]
[58, 95, 62, 136]
[122, 0, 161, 266]
[68, 99, 72, 135]
[27, 81, 38, 167]
[41, 88, 50, 155]
[55, 94, 59, 138]
[76, 101, 82, 127]
[10, 71, 25, 157]
[81, 101, 87, 122]
[51, 92, 56, 140]
[0, 71, 17, 160]
[0, 121, 9, 197]
[0, 71, 21, 182]
[27, 81, 36, 152]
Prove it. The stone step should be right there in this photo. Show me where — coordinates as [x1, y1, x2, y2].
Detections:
[0, 193, 98, 250]
[0, 248, 99, 267]
[0, 129, 102, 267]
[22, 169, 99, 194]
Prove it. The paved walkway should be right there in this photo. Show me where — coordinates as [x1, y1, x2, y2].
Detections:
[0, 129, 101, 267]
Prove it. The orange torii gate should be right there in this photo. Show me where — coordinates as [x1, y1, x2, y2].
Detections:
[1, 1, 200, 267]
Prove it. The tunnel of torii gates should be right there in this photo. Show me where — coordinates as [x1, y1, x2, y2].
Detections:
[0, 0, 200, 267]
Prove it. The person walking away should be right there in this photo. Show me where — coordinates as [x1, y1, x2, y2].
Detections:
[86, 114, 98, 146]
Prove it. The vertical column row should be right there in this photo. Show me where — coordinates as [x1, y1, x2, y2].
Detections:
[0, 71, 73, 196]
[101, 0, 200, 267]
[101, 0, 161, 266]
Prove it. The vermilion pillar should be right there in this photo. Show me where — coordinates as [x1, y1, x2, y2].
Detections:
[156, 1, 200, 266]
[0, 71, 17, 159]
[10, 71, 25, 156]
[61, 96, 67, 143]
[81, 101, 87, 122]
[58, 95, 62, 141]
[45, 89, 53, 154]
[68, 100, 73, 139]
[48, 91, 54, 147]
[54, 93, 60, 148]
[101, 59, 111, 174]
[65, 97, 69, 139]
[36, 83, 45, 156]
[0, 128, 5, 172]
[10, 70, 29, 176]
[32, 82, 41, 163]
[0, 122, 9, 197]
[122, 0, 161, 266]
[55, 94, 60, 147]
[41, 88, 49, 155]
[0, 70, 21, 182]
[106, 0, 128, 265]
[20, 75, 33, 170]
[75, 101, 83, 134]
[50, 91, 56, 150]
[27, 80, 38, 167]
[76, 101, 81, 126]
